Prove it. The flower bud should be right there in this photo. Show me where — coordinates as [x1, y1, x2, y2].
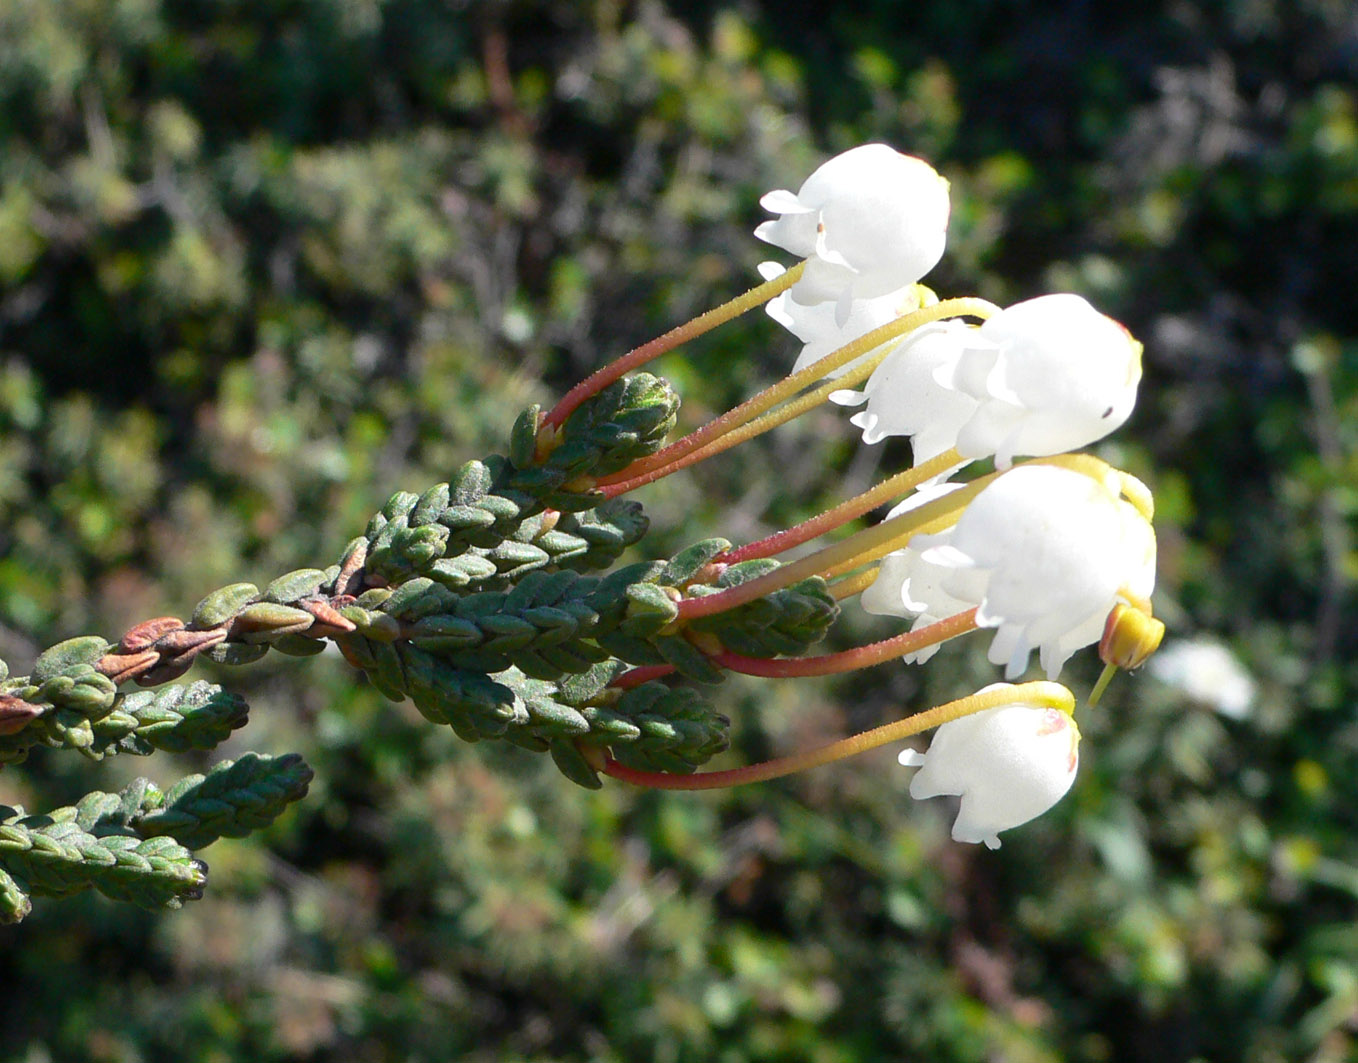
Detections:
[1099, 603, 1165, 670]
[899, 689, 1080, 849]
[755, 144, 950, 322]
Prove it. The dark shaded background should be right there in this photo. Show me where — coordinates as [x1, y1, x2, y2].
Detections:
[0, 1, 1355, 1060]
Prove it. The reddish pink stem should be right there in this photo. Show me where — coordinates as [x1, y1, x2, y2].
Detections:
[598, 461, 685, 499]
[543, 332, 685, 432]
[541, 265, 803, 431]
[602, 756, 744, 790]
[712, 609, 979, 677]
[719, 451, 962, 564]
[609, 664, 677, 690]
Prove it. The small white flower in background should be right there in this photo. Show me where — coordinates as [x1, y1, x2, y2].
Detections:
[943, 294, 1143, 468]
[838, 293, 1142, 470]
[914, 464, 1157, 679]
[899, 689, 1081, 849]
[1149, 638, 1256, 719]
[755, 144, 950, 323]
[758, 262, 920, 378]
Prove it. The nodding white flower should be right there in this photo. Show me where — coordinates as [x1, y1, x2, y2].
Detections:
[913, 464, 1156, 679]
[860, 548, 972, 664]
[899, 690, 1080, 849]
[755, 144, 950, 323]
[758, 262, 920, 379]
[835, 321, 978, 463]
[860, 484, 979, 664]
[839, 294, 1142, 469]
[943, 294, 1143, 468]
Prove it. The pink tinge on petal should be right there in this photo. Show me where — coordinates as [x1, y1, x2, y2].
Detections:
[1034, 708, 1069, 737]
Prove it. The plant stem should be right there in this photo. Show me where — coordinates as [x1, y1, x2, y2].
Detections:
[598, 364, 956, 500]
[714, 609, 978, 677]
[815, 510, 959, 580]
[540, 262, 806, 431]
[597, 297, 998, 486]
[829, 568, 879, 601]
[601, 681, 1074, 790]
[675, 474, 990, 621]
[609, 664, 676, 690]
[1087, 662, 1117, 707]
[597, 348, 899, 497]
[718, 449, 963, 563]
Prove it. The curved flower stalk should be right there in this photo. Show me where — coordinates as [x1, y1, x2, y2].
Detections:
[898, 687, 1081, 849]
[756, 144, 951, 321]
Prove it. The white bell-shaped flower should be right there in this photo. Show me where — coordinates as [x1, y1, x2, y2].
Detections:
[840, 294, 1142, 469]
[834, 321, 978, 462]
[914, 464, 1157, 679]
[1034, 498, 1157, 676]
[898, 690, 1081, 849]
[860, 485, 981, 664]
[759, 262, 920, 379]
[942, 294, 1143, 468]
[860, 547, 973, 664]
[755, 144, 950, 323]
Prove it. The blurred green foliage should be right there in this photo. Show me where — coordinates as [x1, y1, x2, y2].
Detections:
[0, 0, 1355, 1060]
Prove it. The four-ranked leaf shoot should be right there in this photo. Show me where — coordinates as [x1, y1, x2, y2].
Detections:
[0, 144, 1164, 922]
